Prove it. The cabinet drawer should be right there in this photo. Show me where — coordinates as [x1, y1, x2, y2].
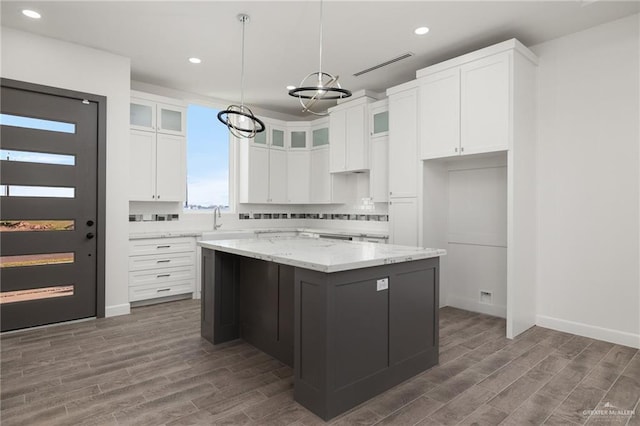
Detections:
[129, 266, 195, 287]
[129, 237, 195, 256]
[129, 280, 193, 302]
[129, 252, 195, 272]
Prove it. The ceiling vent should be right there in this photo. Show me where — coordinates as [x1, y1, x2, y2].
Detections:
[353, 52, 415, 77]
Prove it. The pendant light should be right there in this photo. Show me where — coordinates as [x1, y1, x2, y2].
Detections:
[217, 14, 265, 138]
[288, 0, 352, 116]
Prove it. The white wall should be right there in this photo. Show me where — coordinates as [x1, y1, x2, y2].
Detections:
[532, 14, 640, 348]
[1, 27, 132, 317]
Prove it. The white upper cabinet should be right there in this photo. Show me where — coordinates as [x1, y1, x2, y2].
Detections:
[238, 117, 289, 204]
[287, 150, 310, 203]
[388, 86, 419, 198]
[370, 135, 389, 202]
[460, 53, 510, 155]
[329, 96, 375, 173]
[155, 133, 186, 201]
[370, 99, 389, 138]
[419, 69, 461, 159]
[130, 97, 186, 136]
[419, 47, 518, 160]
[129, 93, 186, 202]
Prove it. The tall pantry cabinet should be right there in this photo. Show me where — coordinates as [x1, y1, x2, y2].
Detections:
[387, 82, 420, 247]
[421, 39, 538, 338]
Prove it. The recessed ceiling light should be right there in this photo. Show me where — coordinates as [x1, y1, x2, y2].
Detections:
[414, 26, 430, 35]
[22, 9, 41, 19]
[286, 85, 296, 91]
[188, 57, 202, 64]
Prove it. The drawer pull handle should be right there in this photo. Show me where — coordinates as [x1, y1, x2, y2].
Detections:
[157, 274, 171, 278]
[157, 288, 171, 292]
[157, 260, 171, 263]
[157, 245, 171, 249]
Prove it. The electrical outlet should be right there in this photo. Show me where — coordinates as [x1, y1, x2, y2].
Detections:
[480, 291, 492, 304]
[377, 278, 389, 291]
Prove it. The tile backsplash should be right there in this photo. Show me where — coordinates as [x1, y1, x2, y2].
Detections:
[237, 212, 388, 222]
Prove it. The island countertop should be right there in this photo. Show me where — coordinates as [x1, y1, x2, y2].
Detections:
[198, 236, 446, 273]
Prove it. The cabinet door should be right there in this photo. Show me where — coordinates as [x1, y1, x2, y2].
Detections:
[461, 52, 510, 155]
[329, 109, 346, 172]
[312, 126, 329, 148]
[370, 136, 389, 202]
[269, 148, 287, 203]
[157, 103, 186, 136]
[389, 197, 418, 247]
[310, 148, 330, 203]
[247, 146, 270, 203]
[156, 134, 186, 202]
[287, 150, 310, 203]
[130, 99, 156, 132]
[371, 104, 389, 138]
[289, 129, 308, 149]
[420, 68, 461, 159]
[271, 126, 286, 149]
[345, 104, 367, 171]
[129, 130, 156, 201]
[388, 88, 418, 198]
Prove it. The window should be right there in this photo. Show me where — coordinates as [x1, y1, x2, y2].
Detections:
[184, 104, 230, 211]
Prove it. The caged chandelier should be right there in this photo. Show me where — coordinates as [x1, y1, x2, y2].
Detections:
[217, 14, 265, 138]
[288, 0, 352, 115]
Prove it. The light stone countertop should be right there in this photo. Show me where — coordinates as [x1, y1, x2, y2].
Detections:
[199, 236, 446, 273]
[129, 231, 202, 240]
[129, 228, 389, 241]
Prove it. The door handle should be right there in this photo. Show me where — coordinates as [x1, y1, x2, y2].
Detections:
[86, 232, 95, 239]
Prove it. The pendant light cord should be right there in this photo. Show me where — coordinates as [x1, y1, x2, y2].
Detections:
[318, 0, 323, 79]
[240, 15, 247, 108]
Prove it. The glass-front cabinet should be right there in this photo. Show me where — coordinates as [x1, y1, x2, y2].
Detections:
[370, 99, 389, 138]
[130, 97, 185, 136]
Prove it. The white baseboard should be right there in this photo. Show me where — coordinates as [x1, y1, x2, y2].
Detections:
[536, 315, 640, 349]
[105, 303, 130, 317]
[446, 295, 506, 318]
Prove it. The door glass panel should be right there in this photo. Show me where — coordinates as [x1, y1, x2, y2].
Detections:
[291, 131, 306, 148]
[0, 220, 74, 232]
[254, 128, 267, 144]
[0, 252, 75, 268]
[272, 129, 285, 147]
[130, 102, 153, 128]
[0, 185, 75, 198]
[160, 108, 182, 132]
[373, 111, 389, 134]
[0, 149, 75, 166]
[0, 113, 75, 134]
[312, 127, 329, 146]
[0, 285, 74, 304]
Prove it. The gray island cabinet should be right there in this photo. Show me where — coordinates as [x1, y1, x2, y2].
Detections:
[199, 237, 446, 420]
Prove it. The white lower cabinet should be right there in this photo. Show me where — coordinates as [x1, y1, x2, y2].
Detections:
[128, 237, 196, 303]
[389, 197, 418, 247]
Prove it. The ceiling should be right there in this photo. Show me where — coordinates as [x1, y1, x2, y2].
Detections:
[2, 1, 639, 118]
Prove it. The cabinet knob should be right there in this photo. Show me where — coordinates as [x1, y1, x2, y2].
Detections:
[455, 147, 458, 153]
[461, 147, 465, 153]
[157, 195, 161, 199]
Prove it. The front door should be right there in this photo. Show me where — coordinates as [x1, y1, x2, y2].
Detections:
[1, 80, 104, 331]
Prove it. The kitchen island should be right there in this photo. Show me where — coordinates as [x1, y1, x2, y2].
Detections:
[199, 236, 446, 420]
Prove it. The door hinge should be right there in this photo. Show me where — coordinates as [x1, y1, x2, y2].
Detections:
[82, 99, 90, 105]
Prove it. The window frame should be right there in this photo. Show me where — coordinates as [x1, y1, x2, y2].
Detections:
[182, 100, 236, 214]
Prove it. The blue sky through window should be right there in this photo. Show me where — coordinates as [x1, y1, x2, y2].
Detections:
[185, 104, 229, 209]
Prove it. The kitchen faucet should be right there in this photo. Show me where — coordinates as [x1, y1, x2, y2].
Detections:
[213, 206, 222, 230]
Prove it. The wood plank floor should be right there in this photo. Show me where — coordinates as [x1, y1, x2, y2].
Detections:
[1, 299, 638, 425]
